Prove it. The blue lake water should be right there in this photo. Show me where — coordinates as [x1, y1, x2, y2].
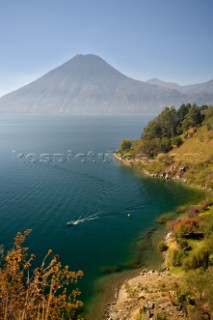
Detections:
[0, 115, 202, 310]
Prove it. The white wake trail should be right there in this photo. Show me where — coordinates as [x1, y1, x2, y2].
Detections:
[67, 211, 101, 226]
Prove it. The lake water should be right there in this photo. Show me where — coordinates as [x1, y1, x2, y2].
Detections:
[0, 115, 202, 311]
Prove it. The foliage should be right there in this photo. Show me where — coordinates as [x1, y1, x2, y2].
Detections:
[182, 105, 203, 131]
[172, 249, 185, 266]
[0, 230, 84, 320]
[156, 213, 173, 224]
[124, 282, 139, 299]
[171, 136, 183, 147]
[140, 104, 212, 157]
[119, 139, 132, 154]
[170, 217, 200, 238]
[179, 239, 191, 251]
[158, 241, 168, 252]
[156, 312, 168, 320]
[183, 246, 210, 270]
[204, 107, 213, 130]
[184, 268, 213, 317]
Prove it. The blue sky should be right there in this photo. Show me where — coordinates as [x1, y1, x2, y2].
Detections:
[0, 0, 212, 97]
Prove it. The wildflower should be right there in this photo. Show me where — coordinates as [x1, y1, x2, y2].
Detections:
[31, 253, 36, 260]
[24, 262, 31, 268]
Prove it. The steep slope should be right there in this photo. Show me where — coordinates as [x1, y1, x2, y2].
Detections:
[0, 54, 187, 115]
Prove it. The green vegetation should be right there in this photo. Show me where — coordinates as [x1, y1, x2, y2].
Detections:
[158, 241, 168, 252]
[117, 103, 213, 191]
[156, 212, 174, 224]
[119, 139, 132, 156]
[163, 199, 213, 318]
[0, 230, 84, 320]
[140, 104, 211, 157]
[116, 103, 213, 319]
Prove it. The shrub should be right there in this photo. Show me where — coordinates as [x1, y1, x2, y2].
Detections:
[156, 213, 173, 224]
[0, 230, 84, 320]
[119, 139, 132, 153]
[158, 241, 168, 252]
[179, 239, 191, 251]
[170, 217, 200, 238]
[190, 205, 200, 215]
[183, 247, 210, 270]
[156, 312, 167, 320]
[172, 136, 183, 147]
[172, 249, 184, 266]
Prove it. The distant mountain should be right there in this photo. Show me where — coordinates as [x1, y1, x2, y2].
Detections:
[146, 78, 182, 91]
[0, 54, 212, 114]
[146, 78, 213, 106]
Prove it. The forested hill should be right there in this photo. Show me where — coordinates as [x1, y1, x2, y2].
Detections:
[115, 104, 213, 319]
[118, 104, 213, 191]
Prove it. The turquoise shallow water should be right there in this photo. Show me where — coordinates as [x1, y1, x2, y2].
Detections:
[0, 115, 201, 305]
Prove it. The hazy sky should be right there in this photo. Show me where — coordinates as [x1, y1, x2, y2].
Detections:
[0, 0, 212, 97]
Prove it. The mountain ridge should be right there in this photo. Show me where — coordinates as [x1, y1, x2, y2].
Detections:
[0, 54, 212, 115]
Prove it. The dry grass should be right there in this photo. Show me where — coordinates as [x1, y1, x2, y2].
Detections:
[0, 230, 84, 320]
[170, 126, 213, 164]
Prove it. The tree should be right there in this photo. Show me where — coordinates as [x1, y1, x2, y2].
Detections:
[142, 107, 179, 140]
[142, 138, 162, 157]
[204, 106, 213, 130]
[119, 139, 132, 153]
[159, 107, 179, 138]
[182, 106, 203, 131]
[177, 103, 192, 122]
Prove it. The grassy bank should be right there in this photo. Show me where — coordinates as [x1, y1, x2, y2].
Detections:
[110, 104, 213, 319]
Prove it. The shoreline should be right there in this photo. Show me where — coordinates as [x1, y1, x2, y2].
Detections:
[113, 152, 212, 193]
[94, 153, 212, 320]
[105, 269, 185, 320]
[86, 225, 164, 320]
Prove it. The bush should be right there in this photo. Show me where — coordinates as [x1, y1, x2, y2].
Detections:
[179, 239, 191, 251]
[119, 139, 132, 153]
[158, 241, 168, 252]
[172, 249, 184, 266]
[183, 247, 210, 270]
[156, 312, 167, 320]
[156, 213, 173, 224]
[172, 136, 183, 147]
[0, 230, 84, 320]
[170, 217, 200, 238]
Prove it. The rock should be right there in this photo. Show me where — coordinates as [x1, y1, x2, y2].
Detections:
[147, 301, 155, 309]
[166, 232, 175, 241]
[137, 293, 145, 299]
[158, 303, 164, 310]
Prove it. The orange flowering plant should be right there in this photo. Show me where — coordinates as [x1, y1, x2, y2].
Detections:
[0, 230, 84, 320]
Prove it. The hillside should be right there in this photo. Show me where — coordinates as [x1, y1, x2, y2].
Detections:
[118, 104, 213, 192]
[147, 78, 213, 94]
[0, 54, 213, 115]
[111, 104, 213, 320]
[136, 125, 213, 192]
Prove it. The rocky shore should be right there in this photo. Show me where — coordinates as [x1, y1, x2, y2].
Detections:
[114, 152, 212, 193]
[101, 229, 187, 320]
[113, 153, 187, 183]
[103, 268, 185, 320]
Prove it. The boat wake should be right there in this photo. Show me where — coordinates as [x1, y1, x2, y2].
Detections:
[66, 211, 101, 227]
